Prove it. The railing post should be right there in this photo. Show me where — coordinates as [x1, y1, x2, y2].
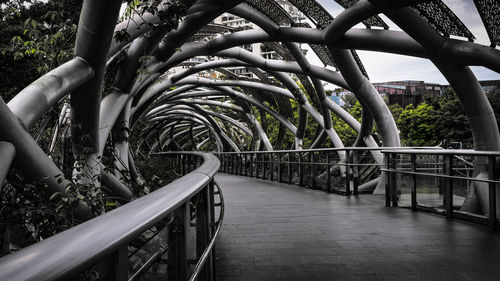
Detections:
[488, 155, 497, 230]
[385, 153, 391, 207]
[181, 154, 186, 175]
[232, 154, 235, 174]
[262, 153, 267, 179]
[345, 150, 351, 196]
[277, 153, 282, 182]
[240, 153, 243, 175]
[353, 150, 359, 196]
[311, 152, 316, 189]
[269, 153, 274, 181]
[298, 152, 303, 186]
[97, 246, 128, 281]
[226, 154, 229, 173]
[287, 152, 292, 184]
[196, 186, 212, 281]
[221, 155, 225, 173]
[326, 153, 331, 192]
[250, 153, 254, 177]
[444, 155, 453, 218]
[168, 202, 190, 281]
[411, 154, 417, 212]
[208, 181, 217, 280]
[245, 154, 249, 176]
[390, 153, 398, 207]
[256, 153, 260, 178]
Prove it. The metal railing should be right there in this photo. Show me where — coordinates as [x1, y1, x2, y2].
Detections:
[0, 152, 222, 281]
[215, 147, 440, 196]
[382, 149, 500, 230]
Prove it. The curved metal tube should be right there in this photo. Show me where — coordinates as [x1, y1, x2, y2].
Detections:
[71, 0, 122, 154]
[7, 58, 93, 129]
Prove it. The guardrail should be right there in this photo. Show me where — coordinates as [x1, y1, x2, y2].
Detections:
[382, 149, 500, 230]
[0, 152, 221, 281]
[215, 147, 441, 195]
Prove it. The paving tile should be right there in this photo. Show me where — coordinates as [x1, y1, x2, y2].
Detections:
[215, 173, 500, 281]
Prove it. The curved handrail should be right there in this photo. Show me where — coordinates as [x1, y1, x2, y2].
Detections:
[0, 152, 220, 281]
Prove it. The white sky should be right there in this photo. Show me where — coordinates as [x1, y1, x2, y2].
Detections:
[308, 0, 500, 86]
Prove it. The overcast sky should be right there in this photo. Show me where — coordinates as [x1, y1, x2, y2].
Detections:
[309, 0, 500, 86]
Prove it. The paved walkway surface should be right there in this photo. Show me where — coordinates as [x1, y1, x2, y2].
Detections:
[214, 173, 500, 281]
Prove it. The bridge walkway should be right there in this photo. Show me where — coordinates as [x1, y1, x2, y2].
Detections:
[214, 173, 500, 281]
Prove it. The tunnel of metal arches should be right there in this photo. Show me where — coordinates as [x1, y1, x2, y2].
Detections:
[1, 0, 500, 266]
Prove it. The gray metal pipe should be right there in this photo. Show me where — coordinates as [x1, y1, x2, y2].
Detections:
[0, 98, 91, 218]
[0, 142, 15, 189]
[8, 58, 93, 129]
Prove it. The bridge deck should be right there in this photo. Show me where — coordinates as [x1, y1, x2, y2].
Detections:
[214, 173, 500, 281]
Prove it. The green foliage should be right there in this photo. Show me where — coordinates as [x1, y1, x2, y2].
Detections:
[397, 103, 440, 146]
[115, 0, 187, 43]
[0, 0, 82, 100]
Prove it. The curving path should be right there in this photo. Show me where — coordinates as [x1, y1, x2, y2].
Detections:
[215, 173, 500, 281]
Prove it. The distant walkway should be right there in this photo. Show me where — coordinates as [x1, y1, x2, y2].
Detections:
[214, 173, 500, 281]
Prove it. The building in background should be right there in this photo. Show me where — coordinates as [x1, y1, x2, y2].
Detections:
[478, 80, 500, 93]
[330, 80, 500, 108]
[373, 81, 442, 108]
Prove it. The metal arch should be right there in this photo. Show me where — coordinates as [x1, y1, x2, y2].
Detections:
[143, 85, 277, 151]
[149, 108, 241, 152]
[166, 78, 299, 134]
[147, 113, 224, 152]
[412, 0, 475, 40]
[150, 56, 365, 140]
[149, 88, 274, 150]
[148, 103, 253, 137]
[159, 4, 379, 152]
[473, 0, 500, 47]
[334, 0, 389, 28]
[244, 0, 294, 25]
[135, 49, 359, 142]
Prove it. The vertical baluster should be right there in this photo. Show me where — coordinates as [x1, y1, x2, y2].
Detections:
[444, 154, 453, 218]
[277, 153, 282, 182]
[196, 186, 212, 281]
[385, 153, 391, 207]
[326, 153, 331, 192]
[345, 150, 351, 196]
[269, 153, 274, 181]
[250, 153, 254, 177]
[262, 153, 266, 179]
[353, 150, 359, 195]
[488, 155, 497, 230]
[311, 152, 316, 189]
[411, 154, 417, 211]
[98, 246, 128, 281]
[287, 152, 292, 184]
[390, 153, 398, 207]
[245, 154, 249, 176]
[209, 181, 217, 280]
[181, 154, 186, 175]
[240, 153, 243, 175]
[168, 202, 190, 281]
[298, 152, 303, 186]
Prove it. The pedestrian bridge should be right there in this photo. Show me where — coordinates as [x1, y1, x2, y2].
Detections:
[1, 151, 500, 281]
[215, 173, 500, 281]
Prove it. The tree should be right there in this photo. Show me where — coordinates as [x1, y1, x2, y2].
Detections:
[397, 102, 440, 146]
[424, 88, 473, 147]
[0, 0, 82, 101]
